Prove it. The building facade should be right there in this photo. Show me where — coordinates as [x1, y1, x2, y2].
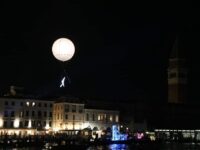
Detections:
[0, 97, 53, 135]
[0, 97, 119, 135]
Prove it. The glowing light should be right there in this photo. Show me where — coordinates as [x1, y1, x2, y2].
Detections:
[60, 77, 66, 88]
[112, 125, 128, 141]
[136, 133, 144, 140]
[26, 102, 30, 106]
[32, 102, 35, 106]
[28, 120, 32, 128]
[52, 38, 75, 62]
[0, 118, 3, 127]
[14, 119, 20, 128]
[45, 123, 50, 130]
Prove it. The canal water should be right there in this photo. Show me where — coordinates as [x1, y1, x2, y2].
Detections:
[1, 143, 200, 150]
[87, 143, 200, 150]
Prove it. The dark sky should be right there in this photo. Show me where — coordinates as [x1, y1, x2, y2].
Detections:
[0, 1, 198, 102]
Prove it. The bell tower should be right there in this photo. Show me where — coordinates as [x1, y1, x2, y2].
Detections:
[168, 36, 187, 104]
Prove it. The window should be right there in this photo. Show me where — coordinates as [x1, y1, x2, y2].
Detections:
[26, 111, 29, 117]
[19, 121, 23, 128]
[115, 115, 119, 122]
[11, 111, 15, 117]
[43, 121, 46, 126]
[10, 121, 13, 128]
[38, 111, 41, 117]
[32, 111, 35, 117]
[49, 121, 52, 127]
[73, 115, 75, 120]
[3, 121, 7, 128]
[20, 111, 23, 117]
[65, 114, 68, 119]
[110, 115, 113, 122]
[49, 112, 52, 118]
[20, 102, 23, 106]
[65, 104, 69, 112]
[57, 114, 59, 120]
[32, 102, 35, 107]
[4, 101, 8, 106]
[86, 113, 89, 121]
[26, 102, 30, 106]
[169, 72, 176, 78]
[4, 111, 8, 117]
[72, 105, 76, 112]
[98, 115, 101, 121]
[92, 114, 95, 121]
[79, 106, 83, 113]
[50, 103, 53, 107]
[61, 114, 63, 119]
[44, 111, 47, 117]
[44, 103, 47, 107]
[25, 120, 29, 127]
[11, 101, 15, 106]
[38, 103, 41, 107]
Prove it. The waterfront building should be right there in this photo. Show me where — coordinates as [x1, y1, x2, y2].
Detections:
[0, 97, 53, 135]
[0, 91, 119, 136]
[52, 98, 119, 135]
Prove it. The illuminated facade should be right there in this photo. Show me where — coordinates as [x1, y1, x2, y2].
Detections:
[84, 109, 119, 131]
[52, 103, 119, 132]
[53, 102, 85, 131]
[0, 97, 53, 135]
[0, 96, 119, 135]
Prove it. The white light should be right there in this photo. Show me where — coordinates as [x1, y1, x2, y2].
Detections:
[60, 77, 66, 88]
[52, 38, 75, 62]
[14, 119, 20, 128]
[26, 102, 29, 106]
[45, 123, 50, 130]
[28, 120, 32, 128]
[32, 102, 35, 106]
[0, 118, 3, 127]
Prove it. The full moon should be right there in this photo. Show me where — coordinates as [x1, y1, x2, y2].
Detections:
[52, 38, 75, 62]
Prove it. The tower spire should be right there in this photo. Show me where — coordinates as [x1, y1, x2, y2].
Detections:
[168, 35, 187, 104]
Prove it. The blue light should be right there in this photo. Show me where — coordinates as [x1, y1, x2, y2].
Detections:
[112, 125, 128, 141]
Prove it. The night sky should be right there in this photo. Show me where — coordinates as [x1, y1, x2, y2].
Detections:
[0, 1, 198, 103]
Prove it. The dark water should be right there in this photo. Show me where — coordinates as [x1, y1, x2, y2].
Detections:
[87, 143, 200, 150]
[1, 143, 200, 150]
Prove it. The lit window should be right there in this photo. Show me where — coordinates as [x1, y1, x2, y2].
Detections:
[32, 102, 35, 107]
[26, 102, 30, 106]
[98, 115, 101, 121]
[115, 115, 119, 122]
[110, 115, 113, 121]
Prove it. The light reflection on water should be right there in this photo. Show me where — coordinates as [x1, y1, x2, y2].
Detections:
[87, 144, 129, 150]
[2, 143, 200, 150]
[87, 143, 200, 150]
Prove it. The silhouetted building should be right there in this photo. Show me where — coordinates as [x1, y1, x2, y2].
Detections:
[168, 36, 188, 104]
